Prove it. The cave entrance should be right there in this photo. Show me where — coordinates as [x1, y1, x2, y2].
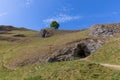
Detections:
[74, 43, 90, 58]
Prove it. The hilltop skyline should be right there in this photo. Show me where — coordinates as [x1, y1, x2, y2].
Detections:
[0, 0, 120, 30]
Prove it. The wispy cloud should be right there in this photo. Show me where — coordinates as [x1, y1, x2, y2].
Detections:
[43, 4, 82, 27]
[25, 0, 33, 6]
[0, 12, 7, 17]
[60, 5, 74, 13]
[43, 13, 82, 26]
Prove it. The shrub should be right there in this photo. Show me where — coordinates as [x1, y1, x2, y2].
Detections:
[50, 21, 60, 29]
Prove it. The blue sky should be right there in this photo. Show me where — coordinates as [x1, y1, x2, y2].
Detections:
[0, 0, 120, 30]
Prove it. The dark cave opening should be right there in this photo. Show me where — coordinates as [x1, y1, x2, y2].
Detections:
[74, 43, 91, 58]
[47, 39, 104, 62]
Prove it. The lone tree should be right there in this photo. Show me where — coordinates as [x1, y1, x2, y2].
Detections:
[50, 21, 60, 29]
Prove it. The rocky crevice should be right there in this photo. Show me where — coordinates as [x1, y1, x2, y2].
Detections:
[46, 38, 104, 62]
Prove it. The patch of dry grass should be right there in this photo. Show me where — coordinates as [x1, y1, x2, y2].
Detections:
[0, 30, 89, 68]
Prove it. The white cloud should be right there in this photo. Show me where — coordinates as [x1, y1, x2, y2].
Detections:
[0, 12, 7, 17]
[25, 0, 32, 6]
[61, 5, 74, 12]
[43, 4, 82, 27]
[43, 13, 82, 25]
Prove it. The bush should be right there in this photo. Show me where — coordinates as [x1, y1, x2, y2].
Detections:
[50, 21, 60, 29]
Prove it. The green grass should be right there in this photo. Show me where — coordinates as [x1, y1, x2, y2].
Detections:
[0, 30, 37, 37]
[24, 76, 46, 80]
[0, 60, 119, 80]
[88, 36, 120, 65]
[0, 29, 120, 80]
[1, 29, 89, 68]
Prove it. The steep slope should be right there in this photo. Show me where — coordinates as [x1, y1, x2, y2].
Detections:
[0, 26, 89, 69]
[0, 23, 120, 80]
[3, 29, 89, 69]
[88, 35, 120, 65]
[1, 23, 120, 68]
[88, 23, 120, 65]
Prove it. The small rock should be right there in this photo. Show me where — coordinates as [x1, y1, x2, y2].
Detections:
[39, 29, 52, 38]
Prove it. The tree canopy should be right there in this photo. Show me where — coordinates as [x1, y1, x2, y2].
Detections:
[50, 21, 60, 29]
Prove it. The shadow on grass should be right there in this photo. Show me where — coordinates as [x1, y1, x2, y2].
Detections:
[24, 76, 46, 80]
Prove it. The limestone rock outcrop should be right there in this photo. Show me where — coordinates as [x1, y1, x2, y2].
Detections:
[46, 38, 104, 62]
[89, 23, 120, 37]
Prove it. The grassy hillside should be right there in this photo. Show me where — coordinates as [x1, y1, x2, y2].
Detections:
[0, 60, 119, 80]
[88, 35, 120, 65]
[0, 28, 120, 80]
[1, 29, 89, 69]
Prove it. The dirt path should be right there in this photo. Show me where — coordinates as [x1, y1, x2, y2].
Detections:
[81, 58, 120, 70]
[100, 63, 120, 70]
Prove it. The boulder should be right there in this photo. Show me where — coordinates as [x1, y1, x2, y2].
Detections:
[89, 23, 120, 37]
[39, 28, 54, 38]
[46, 38, 104, 62]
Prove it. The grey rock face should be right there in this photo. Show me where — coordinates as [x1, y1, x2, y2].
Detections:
[89, 24, 120, 37]
[39, 29, 52, 38]
[46, 38, 104, 62]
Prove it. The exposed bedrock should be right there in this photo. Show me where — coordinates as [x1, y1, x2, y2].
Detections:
[46, 38, 104, 62]
[89, 23, 120, 37]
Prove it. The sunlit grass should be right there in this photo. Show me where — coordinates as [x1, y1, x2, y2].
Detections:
[0, 60, 118, 80]
[88, 35, 120, 65]
[0, 29, 120, 80]
[2, 30, 89, 68]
